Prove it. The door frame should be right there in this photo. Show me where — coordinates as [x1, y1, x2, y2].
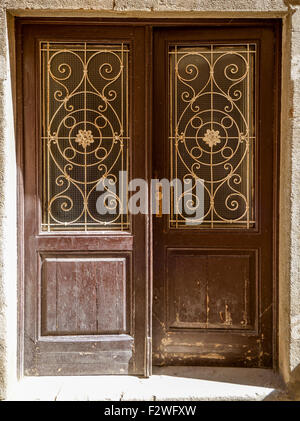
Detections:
[15, 17, 281, 377]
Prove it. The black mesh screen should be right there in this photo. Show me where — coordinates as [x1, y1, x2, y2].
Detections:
[169, 44, 256, 228]
[41, 42, 129, 231]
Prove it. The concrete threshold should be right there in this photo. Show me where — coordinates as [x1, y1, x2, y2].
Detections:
[7, 367, 291, 401]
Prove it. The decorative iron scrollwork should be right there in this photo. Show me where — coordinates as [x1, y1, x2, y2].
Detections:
[41, 42, 129, 231]
[169, 44, 256, 228]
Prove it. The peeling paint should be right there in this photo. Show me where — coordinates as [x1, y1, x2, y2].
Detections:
[206, 282, 210, 326]
[195, 353, 226, 360]
[219, 303, 233, 326]
[241, 278, 249, 327]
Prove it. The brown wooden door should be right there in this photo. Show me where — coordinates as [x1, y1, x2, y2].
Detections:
[20, 23, 150, 376]
[19, 20, 280, 376]
[152, 25, 280, 367]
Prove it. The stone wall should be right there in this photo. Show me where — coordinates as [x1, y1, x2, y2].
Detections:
[289, 1, 300, 387]
[0, 0, 299, 400]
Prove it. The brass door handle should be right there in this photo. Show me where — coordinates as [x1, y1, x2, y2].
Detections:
[155, 182, 163, 218]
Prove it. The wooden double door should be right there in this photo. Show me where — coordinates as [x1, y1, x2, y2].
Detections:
[19, 20, 280, 376]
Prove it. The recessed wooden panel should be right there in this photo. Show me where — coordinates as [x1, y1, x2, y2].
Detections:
[41, 256, 128, 336]
[167, 250, 256, 331]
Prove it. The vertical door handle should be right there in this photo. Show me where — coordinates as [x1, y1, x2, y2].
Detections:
[155, 181, 163, 218]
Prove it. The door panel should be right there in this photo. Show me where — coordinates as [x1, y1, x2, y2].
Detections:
[166, 249, 256, 331]
[41, 255, 129, 336]
[153, 25, 279, 367]
[21, 23, 149, 376]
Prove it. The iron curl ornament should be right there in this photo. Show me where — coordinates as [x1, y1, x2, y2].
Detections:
[169, 44, 256, 228]
[41, 42, 130, 231]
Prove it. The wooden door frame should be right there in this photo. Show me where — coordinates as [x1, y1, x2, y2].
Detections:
[15, 17, 281, 377]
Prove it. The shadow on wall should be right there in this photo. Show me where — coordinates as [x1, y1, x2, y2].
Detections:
[287, 365, 300, 399]
[263, 365, 300, 401]
[152, 365, 300, 401]
[153, 366, 282, 387]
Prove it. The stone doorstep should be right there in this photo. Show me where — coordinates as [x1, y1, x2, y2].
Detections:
[6, 367, 292, 401]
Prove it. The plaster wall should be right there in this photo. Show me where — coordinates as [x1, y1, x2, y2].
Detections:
[0, 0, 299, 400]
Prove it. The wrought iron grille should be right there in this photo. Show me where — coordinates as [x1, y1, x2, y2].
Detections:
[169, 44, 256, 228]
[41, 42, 130, 231]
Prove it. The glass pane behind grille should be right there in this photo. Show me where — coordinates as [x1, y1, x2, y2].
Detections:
[41, 42, 130, 231]
[169, 44, 256, 228]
